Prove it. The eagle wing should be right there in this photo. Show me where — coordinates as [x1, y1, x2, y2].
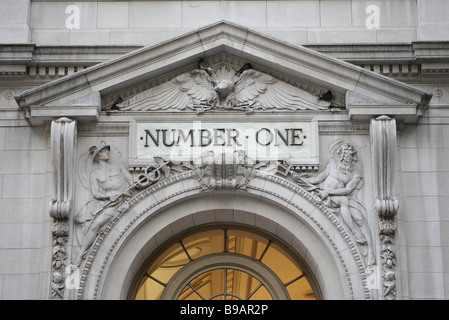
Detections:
[233, 70, 330, 110]
[119, 70, 216, 111]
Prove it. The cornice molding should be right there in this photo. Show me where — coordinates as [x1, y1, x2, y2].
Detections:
[13, 21, 432, 125]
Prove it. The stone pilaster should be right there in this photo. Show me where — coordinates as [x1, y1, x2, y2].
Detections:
[370, 115, 399, 300]
[49, 117, 77, 299]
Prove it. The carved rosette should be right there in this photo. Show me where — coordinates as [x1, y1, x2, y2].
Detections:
[370, 115, 398, 300]
[49, 117, 77, 299]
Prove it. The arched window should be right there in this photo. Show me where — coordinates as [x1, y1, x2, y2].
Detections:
[133, 226, 318, 300]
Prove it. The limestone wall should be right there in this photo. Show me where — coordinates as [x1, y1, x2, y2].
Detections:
[0, 126, 50, 299]
[0, 0, 449, 300]
[2, 0, 449, 45]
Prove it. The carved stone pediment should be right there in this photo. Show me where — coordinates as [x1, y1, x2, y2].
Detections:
[111, 64, 332, 114]
[15, 22, 431, 125]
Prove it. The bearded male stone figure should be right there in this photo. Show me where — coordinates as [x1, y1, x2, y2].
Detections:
[293, 142, 375, 266]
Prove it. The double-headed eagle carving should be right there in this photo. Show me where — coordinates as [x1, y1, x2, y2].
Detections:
[117, 61, 331, 113]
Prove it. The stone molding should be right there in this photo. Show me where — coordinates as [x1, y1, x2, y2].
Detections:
[14, 22, 432, 125]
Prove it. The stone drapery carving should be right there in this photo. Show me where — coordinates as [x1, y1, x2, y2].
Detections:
[72, 146, 263, 269]
[49, 117, 77, 299]
[73, 142, 209, 268]
[371, 116, 399, 300]
[117, 65, 331, 113]
[290, 141, 376, 266]
[72, 142, 141, 267]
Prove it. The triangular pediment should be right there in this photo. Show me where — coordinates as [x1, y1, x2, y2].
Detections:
[105, 55, 338, 114]
[15, 21, 432, 124]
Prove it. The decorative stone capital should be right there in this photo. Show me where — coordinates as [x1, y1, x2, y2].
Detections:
[50, 117, 77, 219]
[49, 200, 72, 220]
[374, 197, 399, 220]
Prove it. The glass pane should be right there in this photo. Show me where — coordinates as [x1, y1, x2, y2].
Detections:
[148, 243, 185, 272]
[183, 229, 225, 260]
[248, 285, 273, 300]
[135, 227, 317, 300]
[261, 243, 303, 284]
[227, 229, 268, 259]
[179, 269, 225, 300]
[135, 277, 165, 300]
[179, 284, 201, 300]
[177, 268, 274, 300]
[148, 242, 188, 285]
[286, 276, 316, 300]
[150, 266, 183, 286]
[226, 269, 260, 300]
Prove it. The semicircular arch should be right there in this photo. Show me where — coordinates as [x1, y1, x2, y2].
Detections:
[76, 171, 370, 300]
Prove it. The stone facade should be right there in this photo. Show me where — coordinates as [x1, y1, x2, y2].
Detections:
[0, 1, 449, 300]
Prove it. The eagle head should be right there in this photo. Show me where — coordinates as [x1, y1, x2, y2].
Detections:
[214, 79, 234, 99]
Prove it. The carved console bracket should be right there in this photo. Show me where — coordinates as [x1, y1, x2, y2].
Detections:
[49, 117, 77, 299]
[370, 115, 398, 300]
